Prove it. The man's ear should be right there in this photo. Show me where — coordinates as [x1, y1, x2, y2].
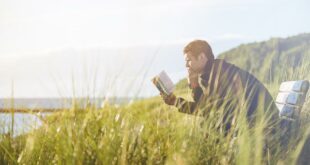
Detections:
[198, 52, 207, 61]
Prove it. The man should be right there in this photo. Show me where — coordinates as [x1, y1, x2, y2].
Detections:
[161, 40, 279, 132]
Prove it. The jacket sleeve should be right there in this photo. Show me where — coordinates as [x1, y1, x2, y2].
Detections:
[174, 97, 197, 114]
[174, 86, 203, 115]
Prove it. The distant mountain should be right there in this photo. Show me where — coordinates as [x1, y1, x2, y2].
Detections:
[218, 33, 310, 85]
[0, 44, 185, 98]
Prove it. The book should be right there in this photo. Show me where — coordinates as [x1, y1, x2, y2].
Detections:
[151, 71, 174, 96]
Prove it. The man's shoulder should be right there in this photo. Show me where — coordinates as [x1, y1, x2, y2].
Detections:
[214, 58, 235, 66]
[214, 59, 259, 82]
[213, 59, 238, 72]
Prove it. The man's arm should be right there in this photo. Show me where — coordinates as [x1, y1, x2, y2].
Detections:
[161, 92, 198, 115]
[175, 97, 197, 114]
[175, 86, 204, 114]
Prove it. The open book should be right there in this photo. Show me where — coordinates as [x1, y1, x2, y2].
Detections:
[151, 71, 175, 96]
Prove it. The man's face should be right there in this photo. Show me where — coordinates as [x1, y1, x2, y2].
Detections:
[184, 52, 208, 75]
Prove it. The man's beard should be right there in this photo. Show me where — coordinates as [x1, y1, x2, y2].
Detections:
[187, 72, 199, 89]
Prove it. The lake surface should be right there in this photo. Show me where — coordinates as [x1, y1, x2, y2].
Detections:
[0, 113, 44, 136]
[0, 97, 136, 136]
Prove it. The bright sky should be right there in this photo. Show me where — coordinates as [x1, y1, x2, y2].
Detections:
[1, 0, 309, 56]
[0, 0, 309, 98]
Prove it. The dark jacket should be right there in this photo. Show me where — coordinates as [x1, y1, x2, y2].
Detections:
[175, 59, 279, 129]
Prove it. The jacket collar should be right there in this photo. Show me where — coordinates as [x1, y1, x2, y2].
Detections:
[198, 59, 214, 87]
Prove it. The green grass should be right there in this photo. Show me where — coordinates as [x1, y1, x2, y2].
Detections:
[0, 91, 309, 164]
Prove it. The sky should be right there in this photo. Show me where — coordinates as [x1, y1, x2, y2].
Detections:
[0, 0, 309, 98]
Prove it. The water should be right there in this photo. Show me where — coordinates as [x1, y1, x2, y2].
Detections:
[0, 97, 136, 136]
[0, 113, 45, 136]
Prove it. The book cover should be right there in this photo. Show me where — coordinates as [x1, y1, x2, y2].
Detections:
[151, 71, 174, 96]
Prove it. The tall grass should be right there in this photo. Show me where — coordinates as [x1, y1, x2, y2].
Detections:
[0, 90, 308, 164]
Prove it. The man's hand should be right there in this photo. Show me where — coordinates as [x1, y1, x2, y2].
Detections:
[188, 73, 199, 89]
[160, 93, 176, 106]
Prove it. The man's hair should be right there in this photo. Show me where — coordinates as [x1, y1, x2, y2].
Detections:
[183, 40, 214, 60]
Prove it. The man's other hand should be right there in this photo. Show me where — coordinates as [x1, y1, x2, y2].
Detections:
[188, 73, 199, 89]
[160, 93, 176, 106]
